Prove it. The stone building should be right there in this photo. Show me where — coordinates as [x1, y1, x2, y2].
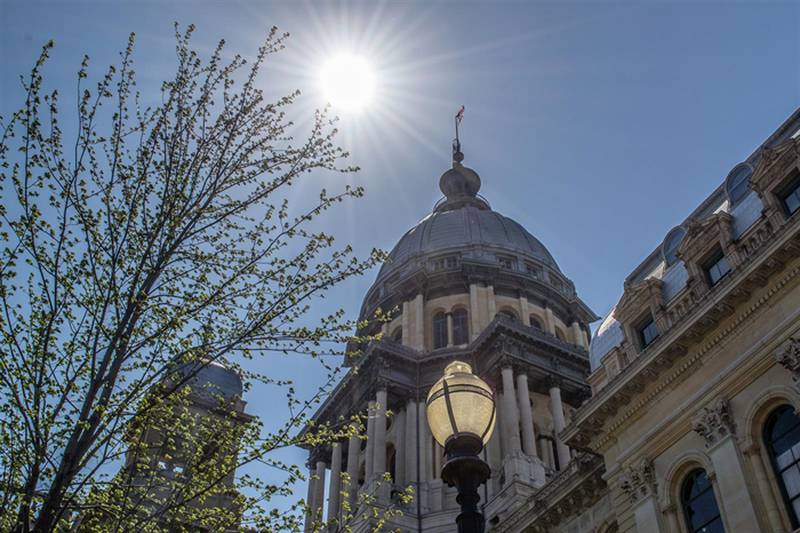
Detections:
[302, 106, 800, 533]
[111, 359, 252, 531]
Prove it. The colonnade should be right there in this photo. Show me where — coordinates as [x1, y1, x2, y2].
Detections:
[305, 368, 576, 529]
[497, 366, 573, 479]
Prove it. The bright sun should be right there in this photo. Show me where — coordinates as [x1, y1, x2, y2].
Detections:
[319, 53, 376, 113]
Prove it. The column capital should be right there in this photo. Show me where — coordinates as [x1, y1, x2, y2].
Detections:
[545, 374, 564, 390]
[691, 398, 735, 448]
[775, 337, 800, 382]
[620, 458, 657, 505]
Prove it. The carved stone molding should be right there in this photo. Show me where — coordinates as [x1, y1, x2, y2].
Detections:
[692, 399, 735, 448]
[775, 337, 800, 382]
[620, 459, 656, 504]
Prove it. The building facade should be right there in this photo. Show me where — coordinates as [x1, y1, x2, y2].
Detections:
[303, 107, 800, 533]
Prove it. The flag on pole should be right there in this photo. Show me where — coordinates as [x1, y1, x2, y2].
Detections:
[455, 105, 465, 124]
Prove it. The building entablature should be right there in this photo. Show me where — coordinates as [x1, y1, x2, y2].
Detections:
[309, 315, 592, 440]
[566, 208, 800, 451]
[359, 255, 596, 331]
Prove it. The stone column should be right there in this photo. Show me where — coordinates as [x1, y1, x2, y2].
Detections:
[395, 409, 406, 486]
[446, 313, 454, 347]
[419, 403, 432, 482]
[401, 301, 410, 346]
[519, 295, 530, 326]
[373, 389, 388, 476]
[548, 383, 570, 468]
[501, 367, 522, 455]
[469, 284, 480, 340]
[544, 307, 556, 335]
[313, 460, 327, 525]
[304, 463, 315, 533]
[743, 445, 784, 533]
[345, 432, 360, 511]
[487, 285, 497, 319]
[496, 392, 508, 457]
[487, 429, 502, 470]
[539, 436, 553, 470]
[571, 322, 586, 349]
[365, 401, 376, 480]
[516, 373, 538, 457]
[692, 400, 766, 532]
[434, 443, 443, 478]
[327, 443, 342, 524]
[405, 400, 418, 484]
[414, 293, 424, 351]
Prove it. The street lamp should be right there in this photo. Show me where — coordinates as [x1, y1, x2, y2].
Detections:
[426, 361, 496, 533]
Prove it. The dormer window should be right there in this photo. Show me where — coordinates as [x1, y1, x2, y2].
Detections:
[431, 255, 458, 271]
[662, 226, 686, 266]
[780, 176, 800, 216]
[525, 262, 543, 279]
[497, 255, 516, 270]
[638, 317, 659, 348]
[704, 249, 731, 286]
[725, 162, 753, 206]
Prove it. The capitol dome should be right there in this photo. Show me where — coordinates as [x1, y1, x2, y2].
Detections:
[376, 204, 561, 284]
[360, 149, 588, 325]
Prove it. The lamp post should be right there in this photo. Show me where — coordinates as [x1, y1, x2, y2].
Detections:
[426, 361, 496, 533]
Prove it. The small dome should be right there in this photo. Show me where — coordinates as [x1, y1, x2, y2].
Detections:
[175, 359, 243, 402]
[588, 307, 624, 371]
[439, 163, 481, 200]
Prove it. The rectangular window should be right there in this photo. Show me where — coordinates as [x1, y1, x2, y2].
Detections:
[497, 255, 516, 270]
[782, 178, 800, 216]
[705, 252, 731, 286]
[639, 318, 659, 348]
[525, 262, 542, 279]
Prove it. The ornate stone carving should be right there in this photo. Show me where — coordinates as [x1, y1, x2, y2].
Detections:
[619, 459, 656, 504]
[775, 337, 800, 382]
[692, 399, 735, 448]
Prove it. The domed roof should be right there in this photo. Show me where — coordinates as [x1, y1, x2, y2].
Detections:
[374, 151, 560, 285]
[175, 359, 243, 402]
[376, 205, 560, 282]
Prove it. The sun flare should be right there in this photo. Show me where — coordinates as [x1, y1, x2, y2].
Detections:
[319, 53, 376, 113]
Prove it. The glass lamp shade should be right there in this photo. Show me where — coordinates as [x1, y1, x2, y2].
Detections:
[426, 360, 496, 448]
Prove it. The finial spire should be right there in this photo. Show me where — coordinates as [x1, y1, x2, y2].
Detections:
[453, 105, 465, 164]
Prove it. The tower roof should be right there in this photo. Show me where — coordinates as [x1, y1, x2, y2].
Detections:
[373, 153, 561, 287]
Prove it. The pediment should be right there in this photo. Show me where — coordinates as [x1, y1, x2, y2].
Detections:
[752, 137, 800, 195]
[677, 212, 733, 262]
[616, 277, 664, 325]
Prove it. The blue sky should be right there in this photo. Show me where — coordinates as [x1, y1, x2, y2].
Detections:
[2, 0, 799, 517]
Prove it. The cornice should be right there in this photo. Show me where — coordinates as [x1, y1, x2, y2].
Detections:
[493, 453, 605, 533]
[565, 213, 800, 450]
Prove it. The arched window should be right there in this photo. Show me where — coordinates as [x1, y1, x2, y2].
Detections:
[555, 327, 567, 342]
[681, 469, 724, 533]
[765, 404, 800, 528]
[497, 309, 518, 322]
[530, 315, 543, 330]
[726, 163, 753, 206]
[662, 226, 686, 266]
[452, 308, 469, 345]
[432, 312, 447, 349]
